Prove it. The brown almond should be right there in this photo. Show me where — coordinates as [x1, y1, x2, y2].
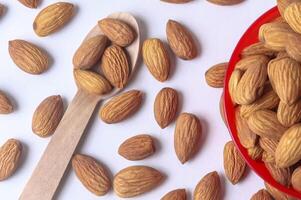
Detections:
[259, 137, 278, 155]
[161, 189, 187, 200]
[0, 91, 13, 114]
[98, 18, 135, 47]
[277, 0, 299, 17]
[72, 154, 111, 196]
[118, 134, 155, 161]
[265, 182, 296, 200]
[250, 189, 274, 200]
[284, 2, 301, 34]
[113, 166, 164, 198]
[228, 69, 243, 104]
[275, 124, 301, 168]
[154, 87, 179, 129]
[206, 0, 244, 5]
[268, 57, 301, 105]
[265, 162, 291, 186]
[174, 113, 202, 164]
[74, 69, 112, 95]
[73, 35, 108, 69]
[33, 2, 74, 37]
[292, 166, 301, 192]
[247, 109, 287, 140]
[100, 45, 130, 88]
[241, 42, 276, 57]
[205, 62, 228, 88]
[8, 39, 49, 75]
[142, 38, 170, 82]
[223, 141, 246, 184]
[32, 95, 64, 137]
[286, 34, 301, 62]
[193, 171, 221, 200]
[18, 0, 39, 8]
[235, 55, 270, 71]
[99, 90, 143, 124]
[277, 100, 301, 127]
[166, 19, 197, 60]
[248, 145, 263, 160]
[277, 51, 290, 59]
[0, 139, 22, 181]
[0, 4, 4, 16]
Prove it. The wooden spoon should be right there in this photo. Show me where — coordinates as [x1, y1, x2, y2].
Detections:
[20, 12, 140, 200]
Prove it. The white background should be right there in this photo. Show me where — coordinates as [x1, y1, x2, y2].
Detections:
[0, 0, 276, 199]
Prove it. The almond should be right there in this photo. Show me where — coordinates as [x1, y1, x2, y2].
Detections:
[161, 189, 187, 200]
[247, 109, 287, 140]
[277, 100, 301, 127]
[98, 18, 135, 47]
[292, 166, 301, 192]
[166, 19, 197, 60]
[259, 137, 278, 155]
[275, 124, 301, 167]
[262, 151, 276, 163]
[100, 45, 130, 88]
[223, 141, 246, 184]
[268, 57, 301, 105]
[235, 55, 270, 71]
[265, 162, 291, 186]
[174, 113, 202, 164]
[73, 35, 108, 69]
[284, 2, 301, 34]
[235, 107, 257, 148]
[250, 189, 274, 200]
[234, 60, 268, 105]
[33, 2, 74, 37]
[72, 154, 111, 196]
[286, 34, 301, 62]
[0, 3, 4, 16]
[74, 69, 112, 95]
[193, 171, 221, 200]
[113, 166, 164, 198]
[277, 0, 299, 17]
[118, 134, 155, 161]
[32, 95, 64, 137]
[0, 139, 22, 181]
[0, 91, 13, 114]
[99, 90, 143, 124]
[228, 69, 243, 104]
[206, 0, 244, 5]
[18, 0, 39, 8]
[248, 145, 263, 160]
[241, 42, 276, 57]
[8, 39, 49, 75]
[265, 182, 296, 200]
[154, 87, 179, 129]
[277, 51, 290, 59]
[205, 62, 228, 88]
[240, 89, 279, 119]
[142, 38, 170, 82]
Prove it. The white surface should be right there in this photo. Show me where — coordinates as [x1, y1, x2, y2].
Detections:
[0, 0, 276, 199]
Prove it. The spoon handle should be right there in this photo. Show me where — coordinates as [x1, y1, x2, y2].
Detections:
[20, 90, 100, 200]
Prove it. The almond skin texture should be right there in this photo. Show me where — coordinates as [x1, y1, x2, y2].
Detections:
[98, 18, 135, 47]
[193, 171, 221, 200]
[72, 154, 111, 196]
[154, 87, 179, 129]
[161, 189, 187, 200]
[265, 162, 291, 186]
[248, 145, 263, 160]
[74, 69, 112, 95]
[259, 137, 278, 156]
[8, 39, 49, 75]
[161, 0, 192, 3]
[73, 35, 108, 69]
[174, 113, 202, 164]
[284, 2, 301, 34]
[262, 151, 276, 163]
[228, 69, 243, 104]
[0, 139, 22, 181]
[99, 90, 143, 124]
[101, 45, 130, 88]
[166, 19, 197, 60]
[241, 42, 276, 57]
[206, 0, 244, 5]
[223, 141, 246, 184]
[277, 100, 301, 127]
[32, 95, 64, 137]
[33, 2, 74, 37]
[142, 38, 170, 82]
[292, 166, 301, 192]
[286, 34, 301, 62]
[265, 182, 297, 200]
[247, 109, 287, 140]
[235, 55, 270, 71]
[205, 62, 228, 88]
[268, 57, 301, 105]
[275, 124, 301, 168]
[18, 0, 39, 8]
[118, 134, 155, 161]
[277, 0, 299, 17]
[113, 166, 164, 198]
[250, 189, 274, 200]
[0, 91, 13, 114]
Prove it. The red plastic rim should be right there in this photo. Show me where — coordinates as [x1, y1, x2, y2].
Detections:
[224, 6, 301, 198]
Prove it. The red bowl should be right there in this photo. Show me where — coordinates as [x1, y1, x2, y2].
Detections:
[224, 6, 301, 199]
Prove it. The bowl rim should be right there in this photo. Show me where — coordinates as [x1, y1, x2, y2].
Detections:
[224, 6, 301, 198]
